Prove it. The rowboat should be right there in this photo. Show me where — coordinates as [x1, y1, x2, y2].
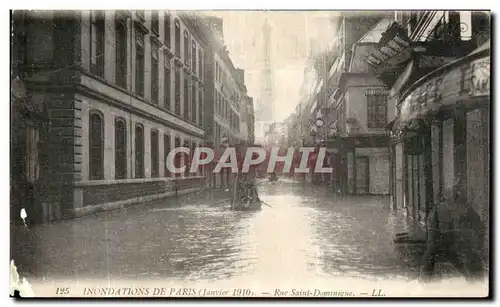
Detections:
[233, 197, 263, 211]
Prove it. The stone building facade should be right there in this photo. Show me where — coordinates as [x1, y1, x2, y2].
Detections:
[11, 10, 252, 221]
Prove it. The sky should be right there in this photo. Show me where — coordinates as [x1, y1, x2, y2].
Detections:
[209, 11, 339, 122]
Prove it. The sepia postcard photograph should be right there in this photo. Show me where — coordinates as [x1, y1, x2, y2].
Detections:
[8, 4, 492, 300]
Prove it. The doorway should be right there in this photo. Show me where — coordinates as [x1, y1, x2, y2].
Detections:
[356, 156, 369, 195]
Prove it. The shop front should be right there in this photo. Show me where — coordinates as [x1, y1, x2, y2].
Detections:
[390, 42, 490, 232]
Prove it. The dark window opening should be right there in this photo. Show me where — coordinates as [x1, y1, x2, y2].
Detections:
[184, 140, 190, 176]
[366, 90, 388, 129]
[191, 83, 197, 123]
[164, 58, 171, 110]
[175, 67, 181, 115]
[164, 12, 171, 47]
[151, 45, 159, 104]
[184, 30, 189, 65]
[90, 10, 105, 78]
[90, 112, 104, 180]
[174, 19, 181, 57]
[151, 11, 159, 35]
[192, 41, 197, 74]
[115, 118, 127, 179]
[164, 134, 171, 177]
[198, 48, 203, 78]
[135, 33, 145, 97]
[184, 78, 190, 120]
[151, 130, 159, 178]
[115, 19, 127, 88]
[135, 124, 144, 178]
[198, 88, 203, 125]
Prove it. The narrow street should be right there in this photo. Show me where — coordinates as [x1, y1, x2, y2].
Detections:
[13, 180, 424, 289]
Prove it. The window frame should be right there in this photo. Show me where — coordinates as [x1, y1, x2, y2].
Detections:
[90, 10, 105, 78]
[174, 19, 181, 57]
[164, 12, 171, 47]
[366, 89, 388, 129]
[164, 133, 171, 177]
[114, 117, 128, 179]
[135, 30, 145, 97]
[151, 43, 159, 104]
[183, 30, 190, 65]
[150, 129, 160, 178]
[151, 10, 159, 36]
[134, 123, 145, 178]
[89, 110, 105, 180]
[183, 76, 190, 121]
[115, 18, 128, 89]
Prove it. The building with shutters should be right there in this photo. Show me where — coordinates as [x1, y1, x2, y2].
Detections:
[11, 10, 251, 221]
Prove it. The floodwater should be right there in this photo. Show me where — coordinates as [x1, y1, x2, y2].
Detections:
[13, 179, 423, 289]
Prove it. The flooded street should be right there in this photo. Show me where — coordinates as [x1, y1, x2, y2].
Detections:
[14, 180, 422, 289]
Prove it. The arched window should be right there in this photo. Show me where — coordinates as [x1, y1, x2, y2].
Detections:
[164, 12, 171, 47]
[89, 111, 104, 180]
[164, 133, 171, 177]
[135, 124, 144, 178]
[151, 129, 159, 178]
[115, 118, 127, 179]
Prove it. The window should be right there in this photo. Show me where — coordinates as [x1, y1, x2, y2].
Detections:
[151, 129, 159, 178]
[164, 133, 171, 177]
[151, 44, 159, 104]
[164, 12, 171, 47]
[174, 137, 181, 177]
[215, 92, 219, 114]
[198, 88, 203, 125]
[191, 82, 197, 123]
[366, 89, 388, 128]
[192, 41, 197, 74]
[215, 63, 219, 83]
[135, 32, 145, 97]
[183, 140, 190, 176]
[135, 124, 144, 178]
[25, 124, 39, 183]
[184, 30, 189, 65]
[174, 19, 181, 57]
[151, 11, 159, 35]
[224, 99, 228, 120]
[136, 10, 145, 21]
[184, 77, 190, 120]
[191, 141, 197, 175]
[164, 54, 171, 110]
[115, 118, 127, 179]
[198, 48, 203, 78]
[174, 67, 181, 115]
[115, 19, 127, 88]
[90, 10, 105, 78]
[89, 112, 104, 180]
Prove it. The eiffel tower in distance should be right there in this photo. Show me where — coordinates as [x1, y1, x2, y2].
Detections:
[255, 13, 275, 143]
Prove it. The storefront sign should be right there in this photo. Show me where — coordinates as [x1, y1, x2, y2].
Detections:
[400, 55, 490, 123]
[368, 22, 412, 69]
